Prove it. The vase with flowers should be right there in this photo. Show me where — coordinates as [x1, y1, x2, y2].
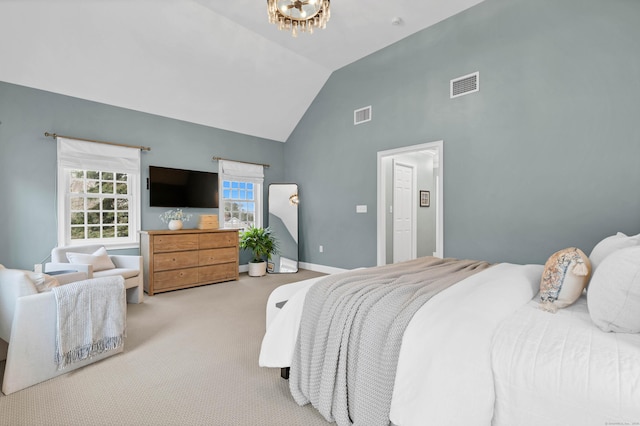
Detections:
[159, 209, 193, 230]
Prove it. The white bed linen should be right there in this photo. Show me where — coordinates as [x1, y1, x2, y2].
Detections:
[260, 263, 544, 425]
[390, 263, 543, 426]
[491, 294, 640, 426]
[260, 275, 325, 367]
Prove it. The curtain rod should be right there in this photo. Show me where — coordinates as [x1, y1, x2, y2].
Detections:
[44, 132, 151, 152]
[212, 156, 270, 168]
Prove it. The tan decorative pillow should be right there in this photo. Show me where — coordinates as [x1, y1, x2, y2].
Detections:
[66, 246, 116, 272]
[539, 247, 591, 313]
[27, 272, 60, 293]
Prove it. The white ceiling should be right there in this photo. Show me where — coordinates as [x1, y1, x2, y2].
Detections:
[0, 0, 484, 142]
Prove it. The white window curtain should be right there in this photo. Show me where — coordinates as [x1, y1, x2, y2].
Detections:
[57, 138, 140, 173]
[56, 137, 141, 247]
[218, 160, 264, 184]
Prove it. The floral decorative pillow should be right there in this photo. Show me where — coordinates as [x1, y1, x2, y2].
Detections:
[540, 247, 591, 313]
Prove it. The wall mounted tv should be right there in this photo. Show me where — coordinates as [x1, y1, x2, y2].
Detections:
[149, 166, 219, 208]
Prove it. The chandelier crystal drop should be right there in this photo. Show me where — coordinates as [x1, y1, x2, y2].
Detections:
[267, 0, 331, 37]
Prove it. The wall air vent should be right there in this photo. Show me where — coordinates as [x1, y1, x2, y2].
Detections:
[354, 106, 372, 125]
[450, 72, 479, 98]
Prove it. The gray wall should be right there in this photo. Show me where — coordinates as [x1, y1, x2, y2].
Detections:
[284, 0, 640, 268]
[0, 82, 284, 270]
[415, 155, 436, 258]
[2, 0, 640, 272]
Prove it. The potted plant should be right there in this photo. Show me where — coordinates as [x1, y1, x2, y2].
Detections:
[239, 226, 278, 277]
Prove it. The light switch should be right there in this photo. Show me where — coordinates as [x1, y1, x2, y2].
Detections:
[356, 205, 367, 213]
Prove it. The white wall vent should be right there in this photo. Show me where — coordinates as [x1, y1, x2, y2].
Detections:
[450, 72, 479, 98]
[354, 106, 372, 125]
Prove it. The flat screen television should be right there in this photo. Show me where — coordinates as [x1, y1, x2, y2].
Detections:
[149, 166, 219, 208]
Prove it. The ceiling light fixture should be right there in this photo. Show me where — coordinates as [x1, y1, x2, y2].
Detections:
[267, 0, 331, 37]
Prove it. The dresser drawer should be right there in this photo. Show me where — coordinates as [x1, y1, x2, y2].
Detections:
[153, 234, 199, 252]
[198, 247, 238, 266]
[199, 231, 237, 249]
[153, 267, 199, 290]
[199, 263, 238, 283]
[154, 251, 199, 271]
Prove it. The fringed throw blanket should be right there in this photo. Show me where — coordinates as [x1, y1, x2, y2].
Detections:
[52, 276, 126, 370]
[289, 257, 492, 426]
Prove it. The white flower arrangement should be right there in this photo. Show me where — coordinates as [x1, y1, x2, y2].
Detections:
[159, 208, 193, 224]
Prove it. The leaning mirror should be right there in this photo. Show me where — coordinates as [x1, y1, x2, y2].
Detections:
[267, 183, 299, 273]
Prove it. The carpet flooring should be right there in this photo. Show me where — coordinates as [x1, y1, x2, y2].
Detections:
[0, 270, 330, 426]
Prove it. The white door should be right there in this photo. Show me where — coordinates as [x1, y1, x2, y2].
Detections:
[393, 161, 415, 263]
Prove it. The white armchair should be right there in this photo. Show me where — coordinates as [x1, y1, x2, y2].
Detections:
[45, 244, 143, 304]
[0, 267, 125, 395]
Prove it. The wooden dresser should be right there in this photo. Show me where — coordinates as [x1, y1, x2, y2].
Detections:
[140, 229, 239, 295]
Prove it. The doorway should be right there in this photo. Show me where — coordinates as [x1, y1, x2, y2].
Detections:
[377, 141, 443, 266]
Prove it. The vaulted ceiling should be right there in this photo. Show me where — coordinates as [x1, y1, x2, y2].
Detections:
[0, 0, 484, 142]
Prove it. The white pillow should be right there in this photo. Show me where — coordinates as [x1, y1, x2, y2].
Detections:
[588, 245, 640, 333]
[27, 272, 60, 293]
[589, 232, 640, 272]
[66, 246, 116, 272]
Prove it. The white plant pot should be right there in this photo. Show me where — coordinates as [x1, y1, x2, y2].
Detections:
[248, 261, 267, 277]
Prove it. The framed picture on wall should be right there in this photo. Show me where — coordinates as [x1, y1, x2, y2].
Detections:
[420, 190, 430, 207]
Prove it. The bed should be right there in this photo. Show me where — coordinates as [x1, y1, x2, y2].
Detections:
[259, 234, 640, 426]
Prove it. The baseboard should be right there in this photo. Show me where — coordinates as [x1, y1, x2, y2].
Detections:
[238, 262, 347, 275]
[298, 262, 347, 275]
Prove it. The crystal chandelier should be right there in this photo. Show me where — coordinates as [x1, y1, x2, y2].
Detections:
[267, 0, 331, 37]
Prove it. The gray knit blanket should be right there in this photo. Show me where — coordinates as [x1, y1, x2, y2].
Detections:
[289, 257, 492, 426]
[52, 276, 126, 370]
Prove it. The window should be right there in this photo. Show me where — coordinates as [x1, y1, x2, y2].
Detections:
[221, 180, 258, 230]
[57, 138, 140, 248]
[218, 160, 263, 230]
[66, 170, 133, 241]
